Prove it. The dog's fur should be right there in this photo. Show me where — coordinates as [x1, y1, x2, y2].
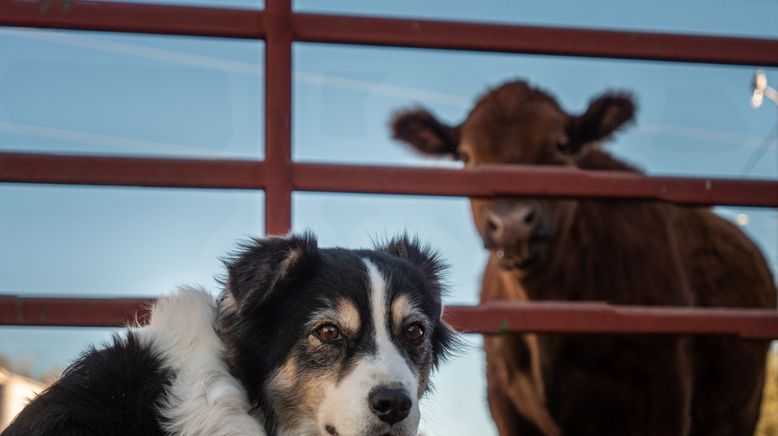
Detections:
[3, 233, 456, 436]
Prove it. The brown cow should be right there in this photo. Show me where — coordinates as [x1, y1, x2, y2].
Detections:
[390, 79, 777, 436]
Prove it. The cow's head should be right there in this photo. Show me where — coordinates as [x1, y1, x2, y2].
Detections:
[391, 80, 635, 273]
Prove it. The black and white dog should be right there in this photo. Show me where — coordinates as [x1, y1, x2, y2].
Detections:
[3, 233, 456, 436]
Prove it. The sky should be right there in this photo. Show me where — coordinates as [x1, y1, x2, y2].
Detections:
[1, 1, 778, 434]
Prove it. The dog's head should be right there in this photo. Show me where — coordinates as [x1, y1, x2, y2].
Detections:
[218, 233, 457, 436]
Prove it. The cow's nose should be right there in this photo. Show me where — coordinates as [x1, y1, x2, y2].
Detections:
[484, 204, 539, 247]
[485, 212, 506, 245]
[369, 387, 412, 425]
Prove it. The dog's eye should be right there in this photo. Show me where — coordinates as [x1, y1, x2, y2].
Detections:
[402, 323, 425, 342]
[315, 323, 342, 342]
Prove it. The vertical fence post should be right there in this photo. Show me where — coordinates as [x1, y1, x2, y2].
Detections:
[263, 0, 293, 235]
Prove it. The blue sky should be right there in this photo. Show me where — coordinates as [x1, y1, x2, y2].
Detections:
[1, 1, 777, 434]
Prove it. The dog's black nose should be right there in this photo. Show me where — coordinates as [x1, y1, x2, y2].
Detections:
[368, 387, 412, 425]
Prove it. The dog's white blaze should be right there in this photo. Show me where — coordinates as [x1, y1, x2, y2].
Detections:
[315, 260, 420, 436]
[364, 259, 419, 395]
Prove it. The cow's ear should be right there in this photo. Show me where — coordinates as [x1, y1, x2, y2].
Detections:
[223, 232, 319, 315]
[570, 92, 635, 146]
[390, 107, 460, 158]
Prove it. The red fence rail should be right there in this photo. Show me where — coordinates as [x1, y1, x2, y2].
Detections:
[3, 1, 778, 66]
[293, 13, 778, 66]
[2, 153, 777, 207]
[0, 0, 777, 334]
[3, 295, 778, 339]
[0, 0, 266, 38]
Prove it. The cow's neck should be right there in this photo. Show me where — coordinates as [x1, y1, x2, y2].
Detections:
[517, 199, 688, 305]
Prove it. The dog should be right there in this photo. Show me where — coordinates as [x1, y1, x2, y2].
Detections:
[3, 233, 456, 436]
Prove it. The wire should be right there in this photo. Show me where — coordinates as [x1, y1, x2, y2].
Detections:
[739, 112, 778, 178]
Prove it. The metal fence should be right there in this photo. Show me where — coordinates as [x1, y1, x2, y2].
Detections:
[1, 0, 777, 337]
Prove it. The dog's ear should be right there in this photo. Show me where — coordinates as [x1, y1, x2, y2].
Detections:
[223, 232, 319, 314]
[377, 234, 446, 294]
[377, 234, 458, 367]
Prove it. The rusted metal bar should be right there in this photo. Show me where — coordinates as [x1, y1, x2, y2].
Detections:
[444, 302, 778, 339]
[0, 152, 266, 189]
[263, 0, 293, 235]
[0, 0, 265, 39]
[2, 154, 776, 207]
[0, 295, 153, 328]
[294, 13, 778, 66]
[293, 163, 778, 207]
[2, 1, 777, 67]
[2, 296, 777, 338]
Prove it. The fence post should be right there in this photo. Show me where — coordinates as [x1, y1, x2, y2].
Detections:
[264, 0, 293, 235]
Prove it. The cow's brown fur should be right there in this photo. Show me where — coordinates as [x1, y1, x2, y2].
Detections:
[391, 79, 777, 436]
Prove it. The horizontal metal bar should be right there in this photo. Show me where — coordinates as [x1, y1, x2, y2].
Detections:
[2, 295, 777, 338]
[0, 152, 266, 189]
[293, 163, 778, 207]
[0, 0, 265, 39]
[0, 295, 153, 328]
[2, 1, 777, 66]
[444, 303, 778, 339]
[2, 154, 776, 207]
[293, 13, 778, 66]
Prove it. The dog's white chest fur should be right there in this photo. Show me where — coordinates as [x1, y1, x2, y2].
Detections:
[133, 287, 265, 436]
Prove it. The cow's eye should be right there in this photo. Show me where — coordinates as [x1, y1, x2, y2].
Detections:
[402, 323, 425, 342]
[315, 323, 342, 342]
